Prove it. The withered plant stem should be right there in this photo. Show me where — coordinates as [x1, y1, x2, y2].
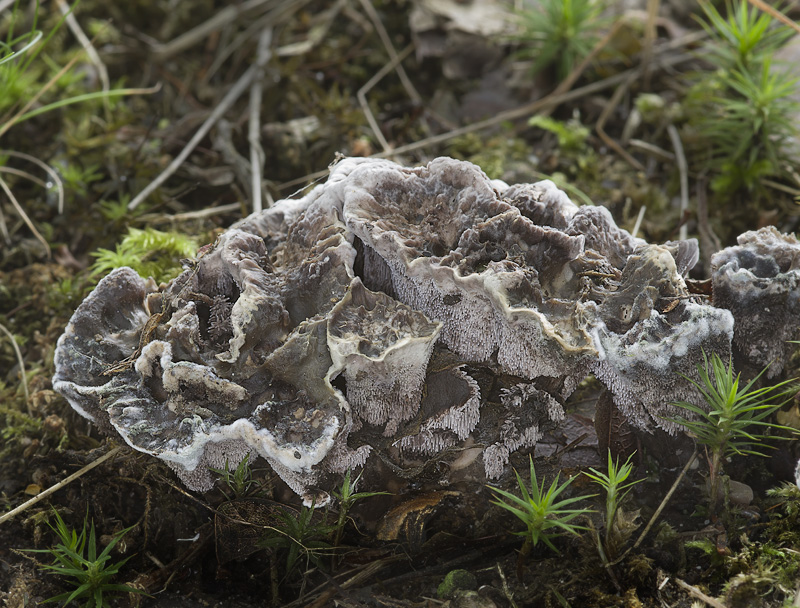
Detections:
[0, 321, 29, 413]
[608, 449, 698, 566]
[248, 28, 273, 213]
[128, 65, 258, 210]
[0, 446, 123, 525]
[675, 578, 727, 608]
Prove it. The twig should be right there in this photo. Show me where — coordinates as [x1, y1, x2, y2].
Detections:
[608, 449, 698, 566]
[383, 51, 693, 160]
[0, 321, 29, 414]
[596, 73, 645, 172]
[358, 44, 415, 154]
[56, 0, 110, 118]
[641, 0, 661, 88]
[0, 446, 124, 525]
[249, 28, 273, 213]
[549, 20, 625, 102]
[0, 204, 8, 244]
[203, 0, 313, 85]
[675, 578, 727, 608]
[747, 0, 800, 35]
[0, 150, 64, 214]
[302, 555, 407, 608]
[139, 202, 241, 224]
[628, 139, 675, 162]
[278, 49, 697, 191]
[128, 65, 257, 210]
[0, 174, 50, 258]
[631, 205, 646, 239]
[667, 124, 689, 241]
[496, 563, 519, 608]
[0, 166, 48, 188]
[150, 0, 274, 60]
[697, 177, 721, 275]
[357, 0, 422, 105]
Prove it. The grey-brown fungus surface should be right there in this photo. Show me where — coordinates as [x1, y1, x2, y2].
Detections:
[712, 226, 800, 377]
[54, 157, 740, 502]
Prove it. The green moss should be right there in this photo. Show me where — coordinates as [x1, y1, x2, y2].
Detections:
[436, 569, 478, 600]
[89, 227, 196, 283]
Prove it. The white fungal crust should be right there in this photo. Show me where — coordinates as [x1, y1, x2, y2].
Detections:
[54, 157, 745, 499]
[712, 227, 800, 376]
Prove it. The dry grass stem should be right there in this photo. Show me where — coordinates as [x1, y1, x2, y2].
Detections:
[248, 28, 273, 213]
[631, 205, 646, 238]
[150, 0, 275, 60]
[0, 204, 8, 244]
[0, 321, 30, 414]
[675, 578, 727, 608]
[641, 0, 661, 87]
[203, 0, 312, 85]
[139, 202, 241, 224]
[596, 73, 646, 172]
[128, 65, 257, 210]
[747, 0, 800, 35]
[0, 446, 124, 526]
[357, 0, 422, 105]
[0, 149, 64, 213]
[0, 173, 50, 257]
[358, 44, 415, 154]
[276, 49, 697, 192]
[667, 124, 689, 241]
[0, 165, 48, 188]
[609, 450, 698, 566]
[56, 0, 111, 118]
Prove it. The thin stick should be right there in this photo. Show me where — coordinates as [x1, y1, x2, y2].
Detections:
[357, 0, 422, 105]
[0, 446, 124, 525]
[0, 174, 50, 257]
[0, 166, 48, 188]
[128, 65, 257, 210]
[358, 44, 415, 154]
[0, 204, 8, 244]
[596, 73, 646, 172]
[667, 124, 689, 241]
[608, 449, 697, 566]
[641, 0, 661, 88]
[747, 0, 800, 35]
[675, 578, 727, 608]
[278, 50, 696, 191]
[0, 321, 29, 415]
[550, 20, 625, 101]
[139, 203, 242, 223]
[56, 0, 110, 117]
[248, 28, 273, 213]
[0, 150, 64, 214]
[150, 0, 275, 60]
[631, 205, 646, 239]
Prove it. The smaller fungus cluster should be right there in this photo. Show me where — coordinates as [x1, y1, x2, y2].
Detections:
[53, 157, 800, 502]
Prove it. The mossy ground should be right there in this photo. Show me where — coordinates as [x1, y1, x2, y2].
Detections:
[2, 1, 800, 606]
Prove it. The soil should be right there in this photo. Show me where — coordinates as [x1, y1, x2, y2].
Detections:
[2, 1, 800, 607]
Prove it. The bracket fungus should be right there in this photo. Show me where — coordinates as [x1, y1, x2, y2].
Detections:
[56, 157, 754, 503]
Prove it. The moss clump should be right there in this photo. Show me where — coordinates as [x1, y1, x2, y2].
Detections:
[437, 569, 478, 600]
[89, 227, 196, 284]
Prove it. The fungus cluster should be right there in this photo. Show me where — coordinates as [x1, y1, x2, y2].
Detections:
[54, 157, 796, 503]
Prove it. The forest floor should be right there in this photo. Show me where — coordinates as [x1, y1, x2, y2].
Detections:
[2, 0, 800, 606]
